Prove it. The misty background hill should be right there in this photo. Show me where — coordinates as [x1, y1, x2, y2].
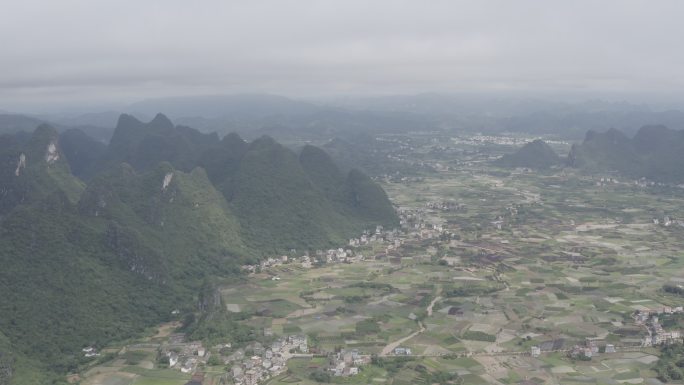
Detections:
[4, 94, 684, 145]
[494, 139, 562, 170]
[568, 125, 684, 183]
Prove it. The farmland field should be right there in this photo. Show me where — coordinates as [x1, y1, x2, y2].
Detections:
[77, 133, 684, 385]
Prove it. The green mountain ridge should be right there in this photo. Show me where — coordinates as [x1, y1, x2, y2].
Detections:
[0, 115, 398, 383]
[100, 113, 222, 178]
[231, 137, 355, 252]
[0, 125, 84, 216]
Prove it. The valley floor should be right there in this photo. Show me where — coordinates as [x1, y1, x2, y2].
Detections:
[78, 133, 684, 385]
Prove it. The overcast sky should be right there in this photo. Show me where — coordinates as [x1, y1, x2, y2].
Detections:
[1, 0, 683, 112]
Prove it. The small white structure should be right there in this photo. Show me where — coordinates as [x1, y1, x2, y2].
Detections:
[393, 347, 412, 355]
[168, 352, 179, 367]
[531, 346, 541, 358]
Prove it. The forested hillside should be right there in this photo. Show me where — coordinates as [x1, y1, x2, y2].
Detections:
[0, 115, 398, 383]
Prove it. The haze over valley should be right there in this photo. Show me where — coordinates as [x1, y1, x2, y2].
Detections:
[2, 2, 684, 385]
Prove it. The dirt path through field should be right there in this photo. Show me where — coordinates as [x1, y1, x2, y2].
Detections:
[426, 295, 442, 316]
[380, 286, 442, 356]
[380, 323, 426, 356]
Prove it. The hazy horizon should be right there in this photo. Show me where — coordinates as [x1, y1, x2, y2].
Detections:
[2, 0, 684, 112]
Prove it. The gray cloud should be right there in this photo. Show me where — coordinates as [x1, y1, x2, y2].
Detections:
[1, 0, 683, 110]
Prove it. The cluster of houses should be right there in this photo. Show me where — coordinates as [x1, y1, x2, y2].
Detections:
[653, 216, 684, 228]
[349, 229, 399, 248]
[243, 225, 415, 275]
[226, 337, 373, 382]
[554, 305, 684, 361]
[568, 339, 616, 359]
[161, 334, 208, 374]
[243, 249, 367, 273]
[328, 349, 371, 377]
[634, 307, 684, 346]
[322, 248, 364, 264]
[632, 177, 684, 188]
[230, 210, 463, 384]
[241, 255, 289, 273]
[398, 209, 448, 241]
[453, 135, 533, 146]
[227, 335, 308, 385]
[634, 178, 660, 187]
[598, 176, 684, 190]
[350, 225, 391, 243]
[426, 200, 466, 212]
[595, 177, 620, 186]
[398, 208, 424, 230]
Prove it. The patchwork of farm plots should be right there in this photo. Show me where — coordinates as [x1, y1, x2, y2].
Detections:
[80, 158, 684, 385]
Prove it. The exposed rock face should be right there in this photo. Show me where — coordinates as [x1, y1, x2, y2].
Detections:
[162, 172, 174, 190]
[45, 141, 59, 164]
[14, 153, 25, 176]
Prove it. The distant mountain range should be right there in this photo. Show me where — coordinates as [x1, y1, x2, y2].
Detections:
[494, 125, 684, 183]
[0, 114, 397, 382]
[569, 125, 684, 183]
[0, 94, 433, 142]
[0, 114, 46, 134]
[5, 94, 684, 142]
[129, 94, 319, 119]
[330, 94, 684, 138]
[0, 113, 115, 143]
